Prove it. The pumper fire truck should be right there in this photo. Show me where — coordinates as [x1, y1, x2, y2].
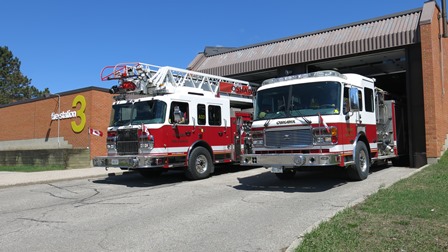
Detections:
[93, 62, 254, 180]
[241, 70, 400, 180]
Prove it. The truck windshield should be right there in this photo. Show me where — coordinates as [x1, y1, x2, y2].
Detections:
[255, 82, 341, 120]
[110, 100, 167, 126]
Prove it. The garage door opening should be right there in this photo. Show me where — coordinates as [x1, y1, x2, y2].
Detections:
[308, 51, 412, 166]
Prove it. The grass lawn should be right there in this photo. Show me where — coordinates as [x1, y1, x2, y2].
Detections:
[0, 165, 66, 172]
[295, 152, 448, 252]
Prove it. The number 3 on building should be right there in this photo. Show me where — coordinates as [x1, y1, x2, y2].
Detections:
[71, 95, 86, 133]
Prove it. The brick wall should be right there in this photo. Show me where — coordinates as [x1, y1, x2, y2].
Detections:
[420, 3, 448, 159]
[89, 90, 115, 159]
[0, 87, 114, 162]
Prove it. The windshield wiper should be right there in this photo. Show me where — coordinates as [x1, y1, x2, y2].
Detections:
[293, 110, 311, 125]
[264, 119, 271, 127]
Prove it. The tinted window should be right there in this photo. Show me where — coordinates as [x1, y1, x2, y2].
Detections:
[197, 104, 206, 125]
[208, 105, 221, 126]
[358, 90, 363, 111]
[365, 88, 374, 112]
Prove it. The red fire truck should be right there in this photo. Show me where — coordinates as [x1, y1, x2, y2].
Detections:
[93, 63, 254, 180]
[241, 70, 400, 180]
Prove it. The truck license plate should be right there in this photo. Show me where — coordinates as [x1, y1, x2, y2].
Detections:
[111, 159, 119, 165]
[271, 167, 283, 173]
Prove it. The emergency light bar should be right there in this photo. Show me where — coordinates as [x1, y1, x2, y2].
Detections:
[262, 70, 347, 86]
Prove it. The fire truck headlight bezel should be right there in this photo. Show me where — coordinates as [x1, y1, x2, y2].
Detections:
[139, 141, 154, 149]
[253, 139, 264, 146]
[251, 130, 264, 147]
[313, 127, 338, 145]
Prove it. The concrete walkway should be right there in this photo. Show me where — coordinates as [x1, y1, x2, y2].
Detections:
[0, 167, 119, 188]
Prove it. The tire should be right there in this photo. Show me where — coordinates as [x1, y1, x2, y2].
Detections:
[185, 147, 213, 180]
[275, 169, 296, 180]
[347, 141, 370, 181]
[138, 169, 163, 178]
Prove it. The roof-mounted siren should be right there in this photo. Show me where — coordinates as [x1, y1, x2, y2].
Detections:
[100, 62, 160, 94]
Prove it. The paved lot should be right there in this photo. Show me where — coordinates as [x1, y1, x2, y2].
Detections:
[0, 165, 421, 251]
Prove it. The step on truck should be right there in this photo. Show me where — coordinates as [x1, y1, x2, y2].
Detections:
[93, 62, 255, 180]
[241, 70, 402, 180]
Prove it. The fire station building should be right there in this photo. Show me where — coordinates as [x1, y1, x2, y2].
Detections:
[188, 1, 448, 168]
[0, 1, 446, 168]
[0, 87, 114, 168]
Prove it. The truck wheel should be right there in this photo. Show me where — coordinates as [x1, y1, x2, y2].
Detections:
[186, 147, 213, 180]
[275, 169, 296, 180]
[348, 141, 370, 181]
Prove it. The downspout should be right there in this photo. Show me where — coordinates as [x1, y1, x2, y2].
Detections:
[440, 1, 446, 95]
[442, 0, 448, 37]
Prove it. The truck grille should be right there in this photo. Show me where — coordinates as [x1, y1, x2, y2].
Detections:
[265, 128, 313, 148]
[117, 128, 139, 155]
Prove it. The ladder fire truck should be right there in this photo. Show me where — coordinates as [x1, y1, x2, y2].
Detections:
[93, 62, 254, 180]
[241, 70, 400, 180]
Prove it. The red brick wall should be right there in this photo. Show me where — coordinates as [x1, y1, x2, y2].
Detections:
[89, 90, 115, 159]
[420, 5, 448, 158]
[0, 88, 114, 160]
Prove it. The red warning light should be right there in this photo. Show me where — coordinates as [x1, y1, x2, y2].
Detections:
[121, 81, 136, 91]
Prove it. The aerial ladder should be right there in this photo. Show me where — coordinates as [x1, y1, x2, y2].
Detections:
[100, 62, 255, 104]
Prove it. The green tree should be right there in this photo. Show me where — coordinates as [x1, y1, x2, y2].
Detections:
[0, 46, 49, 104]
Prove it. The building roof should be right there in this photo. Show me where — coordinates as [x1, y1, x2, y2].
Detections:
[188, 8, 422, 77]
[0, 86, 111, 108]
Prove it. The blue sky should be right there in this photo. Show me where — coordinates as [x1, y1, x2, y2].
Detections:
[3, 0, 430, 94]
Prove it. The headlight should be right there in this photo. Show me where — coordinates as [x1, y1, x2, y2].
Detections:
[253, 139, 264, 146]
[251, 131, 264, 147]
[313, 127, 338, 145]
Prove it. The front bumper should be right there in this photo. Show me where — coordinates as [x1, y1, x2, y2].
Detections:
[241, 153, 340, 168]
[93, 155, 165, 169]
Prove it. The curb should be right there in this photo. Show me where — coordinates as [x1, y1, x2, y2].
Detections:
[285, 165, 427, 252]
[0, 169, 128, 189]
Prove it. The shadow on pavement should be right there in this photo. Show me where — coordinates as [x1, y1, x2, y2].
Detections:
[92, 171, 186, 188]
[233, 164, 395, 193]
[91, 165, 258, 188]
[91, 163, 397, 190]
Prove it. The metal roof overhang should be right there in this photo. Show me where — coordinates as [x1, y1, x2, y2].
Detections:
[189, 9, 422, 77]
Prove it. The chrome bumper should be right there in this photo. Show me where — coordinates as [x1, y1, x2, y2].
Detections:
[241, 153, 340, 168]
[93, 155, 164, 169]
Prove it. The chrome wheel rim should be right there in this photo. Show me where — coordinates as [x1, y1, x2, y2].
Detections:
[359, 149, 367, 172]
[195, 155, 208, 174]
